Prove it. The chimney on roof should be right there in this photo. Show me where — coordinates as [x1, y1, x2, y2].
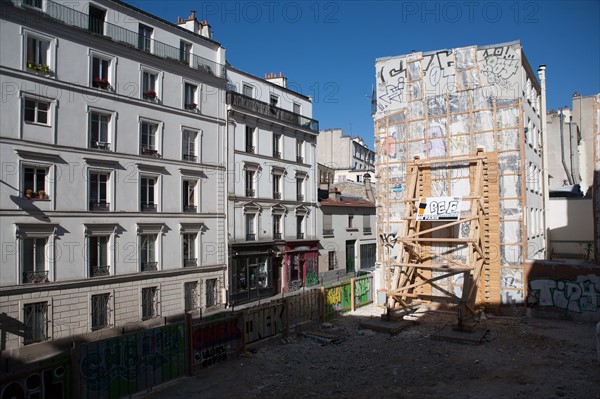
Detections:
[363, 173, 375, 202]
[265, 71, 287, 88]
[329, 187, 341, 202]
[177, 10, 212, 39]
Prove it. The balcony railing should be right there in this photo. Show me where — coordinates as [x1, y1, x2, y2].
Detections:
[184, 205, 197, 212]
[141, 203, 157, 212]
[246, 233, 256, 241]
[273, 192, 281, 200]
[246, 145, 255, 154]
[91, 141, 111, 150]
[141, 261, 158, 271]
[90, 265, 110, 277]
[273, 151, 281, 159]
[246, 189, 255, 198]
[323, 229, 334, 236]
[7, 0, 225, 78]
[89, 201, 110, 211]
[227, 91, 319, 132]
[183, 154, 197, 162]
[184, 258, 197, 267]
[296, 233, 304, 240]
[297, 194, 304, 202]
[23, 270, 49, 284]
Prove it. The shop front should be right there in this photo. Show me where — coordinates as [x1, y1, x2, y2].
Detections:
[230, 243, 276, 305]
[284, 241, 319, 293]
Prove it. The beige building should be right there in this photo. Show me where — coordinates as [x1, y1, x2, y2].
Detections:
[317, 128, 375, 183]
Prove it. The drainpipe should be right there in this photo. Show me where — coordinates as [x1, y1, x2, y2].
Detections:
[559, 110, 573, 185]
[568, 118, 577, 185]
[538, 65, 549, 259]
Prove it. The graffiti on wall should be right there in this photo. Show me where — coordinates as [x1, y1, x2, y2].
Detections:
[478, 46, 519, 88]
[1, 357, 71, 399]
[79, 324, 185, 395]
[527, 278, 600, 313]
[354, 278, 371, 305]
[245, 306, 284, 344]
[192, 316, 243, 369]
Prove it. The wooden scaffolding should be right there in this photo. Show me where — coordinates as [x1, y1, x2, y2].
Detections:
[386, 149, 500, 324]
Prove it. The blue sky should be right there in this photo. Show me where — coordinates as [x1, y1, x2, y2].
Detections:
[126, 1, 600, 150]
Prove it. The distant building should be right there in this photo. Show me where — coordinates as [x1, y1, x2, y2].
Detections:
[572, 93, 600, 195]
[546, 108, 581, 192]
[317, 128, 375, 183]
[317, 174, 376, 283]
[226, 68, 320, 304]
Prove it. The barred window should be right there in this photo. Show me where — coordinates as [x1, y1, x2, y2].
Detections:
[184, 281, 199, 311]
[205, 279, 218, 308]
[91, 293, 111, 330]
[24, 302, 48, 344]
[141, 286, 159, 320]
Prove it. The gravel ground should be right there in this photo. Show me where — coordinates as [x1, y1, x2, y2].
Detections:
[141, 304, 600, 399]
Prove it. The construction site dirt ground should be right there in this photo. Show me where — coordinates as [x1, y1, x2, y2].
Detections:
[141, 304, 600, 399]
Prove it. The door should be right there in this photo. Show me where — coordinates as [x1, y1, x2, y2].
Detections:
[346, 241, 355, 273]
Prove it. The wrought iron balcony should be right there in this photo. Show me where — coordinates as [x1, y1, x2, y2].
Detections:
[6, 0, 225, 78]
[273, 192, 281, 200]
[90, 265, 110, 277]
[184, 258, 197, 267]
[183, 154, 197, 162]
[246, 233, 256, 241]
[141, 203, 157, 212]
[296, 156, 304, 164]
[273, 151, 281, 159]
[297, 194, 304, 202]
[89, 201, 110, 211]
[91, 141, 111, 150]
[246, 189, 255, 198]
[323, 229, 334, 236]
[141, 261, 158, 271]
[227, 91, 319, 132]
[23, 270, 49, 284]
[184, 205, 197, 212]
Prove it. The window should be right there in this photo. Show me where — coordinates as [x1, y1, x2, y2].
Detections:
[182, 129, 197, 161]
[89, 112, 110, 150]
[205, 279, 218, 308]
[89, 235, 109, 276]
[296, 215, 304, 239]
[296, 178, 304, 202]
[184, 281, 199, 311]
[328, 251, 337, 271]
[141, 286, 159, 320]
[89, 171, 109, 211]
[22, 237, 48, 283]
[246, 214, 256, 241]
[273, 134, 281, 158]
[348, 215, 354, 229]
[24, 98, 49, 125]
[138, 25, 153, 53]
[293, 102, 301, 115]
[23, 302, 48, 344]
[24, 0, 42, 8]
[360, 243, 376, 269]
[91, 55, 110, 89]
[243, 84, 253, 98]
[245, 126, 255, 153]
[23, 166, 48, 199]
[26, 36, 50, 71]
[91, 293, 111, 330]
[140, 234, 157, 271]
[140, 176, 157, 212]
[363, 214, 372, 234]
[273, 214, 282, 239]
[183, 180, 197, 212]
[142, 71, 157, 100]
[140, 121, 159, 156]
[296, 140, 304, 163]
[323, 214, 333, 236]
[270, 94, 279, 107]
[184, 83, 197, 110]
[180, 40, 191, 64]
[88, 5, 106, 35]
[183, 233, 197, 267]
[272, 174, 281, 199]
[245, 170, 255, 197]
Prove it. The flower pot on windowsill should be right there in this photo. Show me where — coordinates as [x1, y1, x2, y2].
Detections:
[186, 103, 197, 110]
[24, 189, 34, 199]
[93, 77, 111, 90]
[27, 62, 52, 75]
[37, 190, 46, 200]
[143, 91, 157, 100]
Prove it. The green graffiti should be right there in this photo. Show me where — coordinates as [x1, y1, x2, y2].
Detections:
[306, 272, 319, 287]
[355, 278, 370, 305]
[341, 284, 352, 308]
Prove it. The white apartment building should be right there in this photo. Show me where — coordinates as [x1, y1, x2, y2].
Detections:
[226, 69, 320, 304]
[0, 0, 227, 355]
[317, 128, 376, 183]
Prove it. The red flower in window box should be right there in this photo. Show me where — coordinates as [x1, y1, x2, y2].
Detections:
[143, 90, 157, 100]
[93, 77, 110, 89]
